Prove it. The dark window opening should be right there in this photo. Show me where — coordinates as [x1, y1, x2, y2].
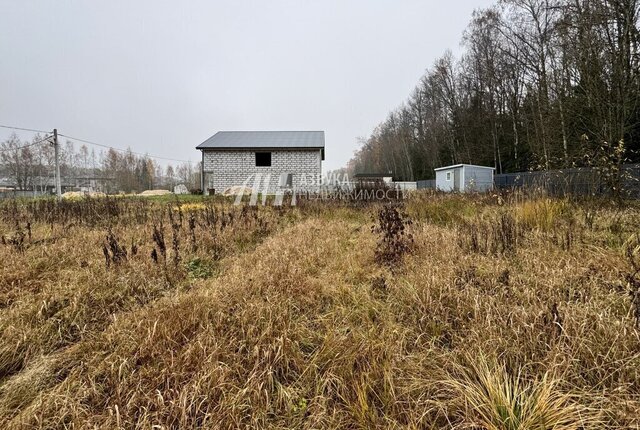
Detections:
[255, 152, 271, 167]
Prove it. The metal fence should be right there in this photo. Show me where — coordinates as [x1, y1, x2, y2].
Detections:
[393, 181, 418, 191]
[414, 164, 640, 198]
[494, 168, 601, 196]
[494, 164, 640, 198]
[0, 190, 51, 200]
[417, 179, 436, 189]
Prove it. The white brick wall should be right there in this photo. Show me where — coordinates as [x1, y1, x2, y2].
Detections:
[202, 149, 322, 193]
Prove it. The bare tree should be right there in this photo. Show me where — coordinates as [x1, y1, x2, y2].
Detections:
[347, 0, 640, 179]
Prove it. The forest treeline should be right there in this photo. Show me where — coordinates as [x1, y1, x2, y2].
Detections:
[348, 0, 640, 180]
[0, 133, 200, 193]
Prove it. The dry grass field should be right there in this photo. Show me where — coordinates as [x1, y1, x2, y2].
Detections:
[0, 192, 639, 429]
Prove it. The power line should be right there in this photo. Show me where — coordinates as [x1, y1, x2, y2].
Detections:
[0, 124, 51, 134]
[0, 134, 53, 153]
[0, 123, 194, 163]
[58, 133, 194, 163]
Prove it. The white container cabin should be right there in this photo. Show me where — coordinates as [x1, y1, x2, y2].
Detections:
[434, 164, 495, 192]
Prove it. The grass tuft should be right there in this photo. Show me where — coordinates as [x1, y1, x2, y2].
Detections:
[446, 355, 601, 430]
[515, 198, 571, 231]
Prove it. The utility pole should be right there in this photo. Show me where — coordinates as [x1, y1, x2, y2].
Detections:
[53, 128, 62, 199]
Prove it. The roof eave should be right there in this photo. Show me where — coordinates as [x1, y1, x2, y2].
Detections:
[196, 146, 325, 151]
[434, 164, 495, 171]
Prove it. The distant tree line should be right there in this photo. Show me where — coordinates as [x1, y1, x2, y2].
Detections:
[349, 0, 640, 180]
[0, 132, 200, 193]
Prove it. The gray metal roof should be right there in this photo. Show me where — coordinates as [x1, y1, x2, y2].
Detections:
[434, 164, 495, 171]
[196, 131, 325, 150]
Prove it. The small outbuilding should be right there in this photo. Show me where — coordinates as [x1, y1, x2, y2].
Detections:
[434, 164, 495, 192]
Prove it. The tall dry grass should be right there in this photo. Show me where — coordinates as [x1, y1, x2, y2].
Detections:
[0, 194, 638, 428]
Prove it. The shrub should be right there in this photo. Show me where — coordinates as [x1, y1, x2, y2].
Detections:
[372, 204, 413, 266]
[624, 233, 640, 328]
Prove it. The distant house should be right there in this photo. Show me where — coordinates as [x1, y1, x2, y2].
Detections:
[434, 164, 494, 192]
[353, 172, 393, 186]
[196, 131, 325, 194]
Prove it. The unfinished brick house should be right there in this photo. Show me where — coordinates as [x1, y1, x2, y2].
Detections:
[196, 131, 325, 194]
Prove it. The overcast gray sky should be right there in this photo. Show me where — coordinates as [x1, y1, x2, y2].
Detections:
[1, 0, 494, 171]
